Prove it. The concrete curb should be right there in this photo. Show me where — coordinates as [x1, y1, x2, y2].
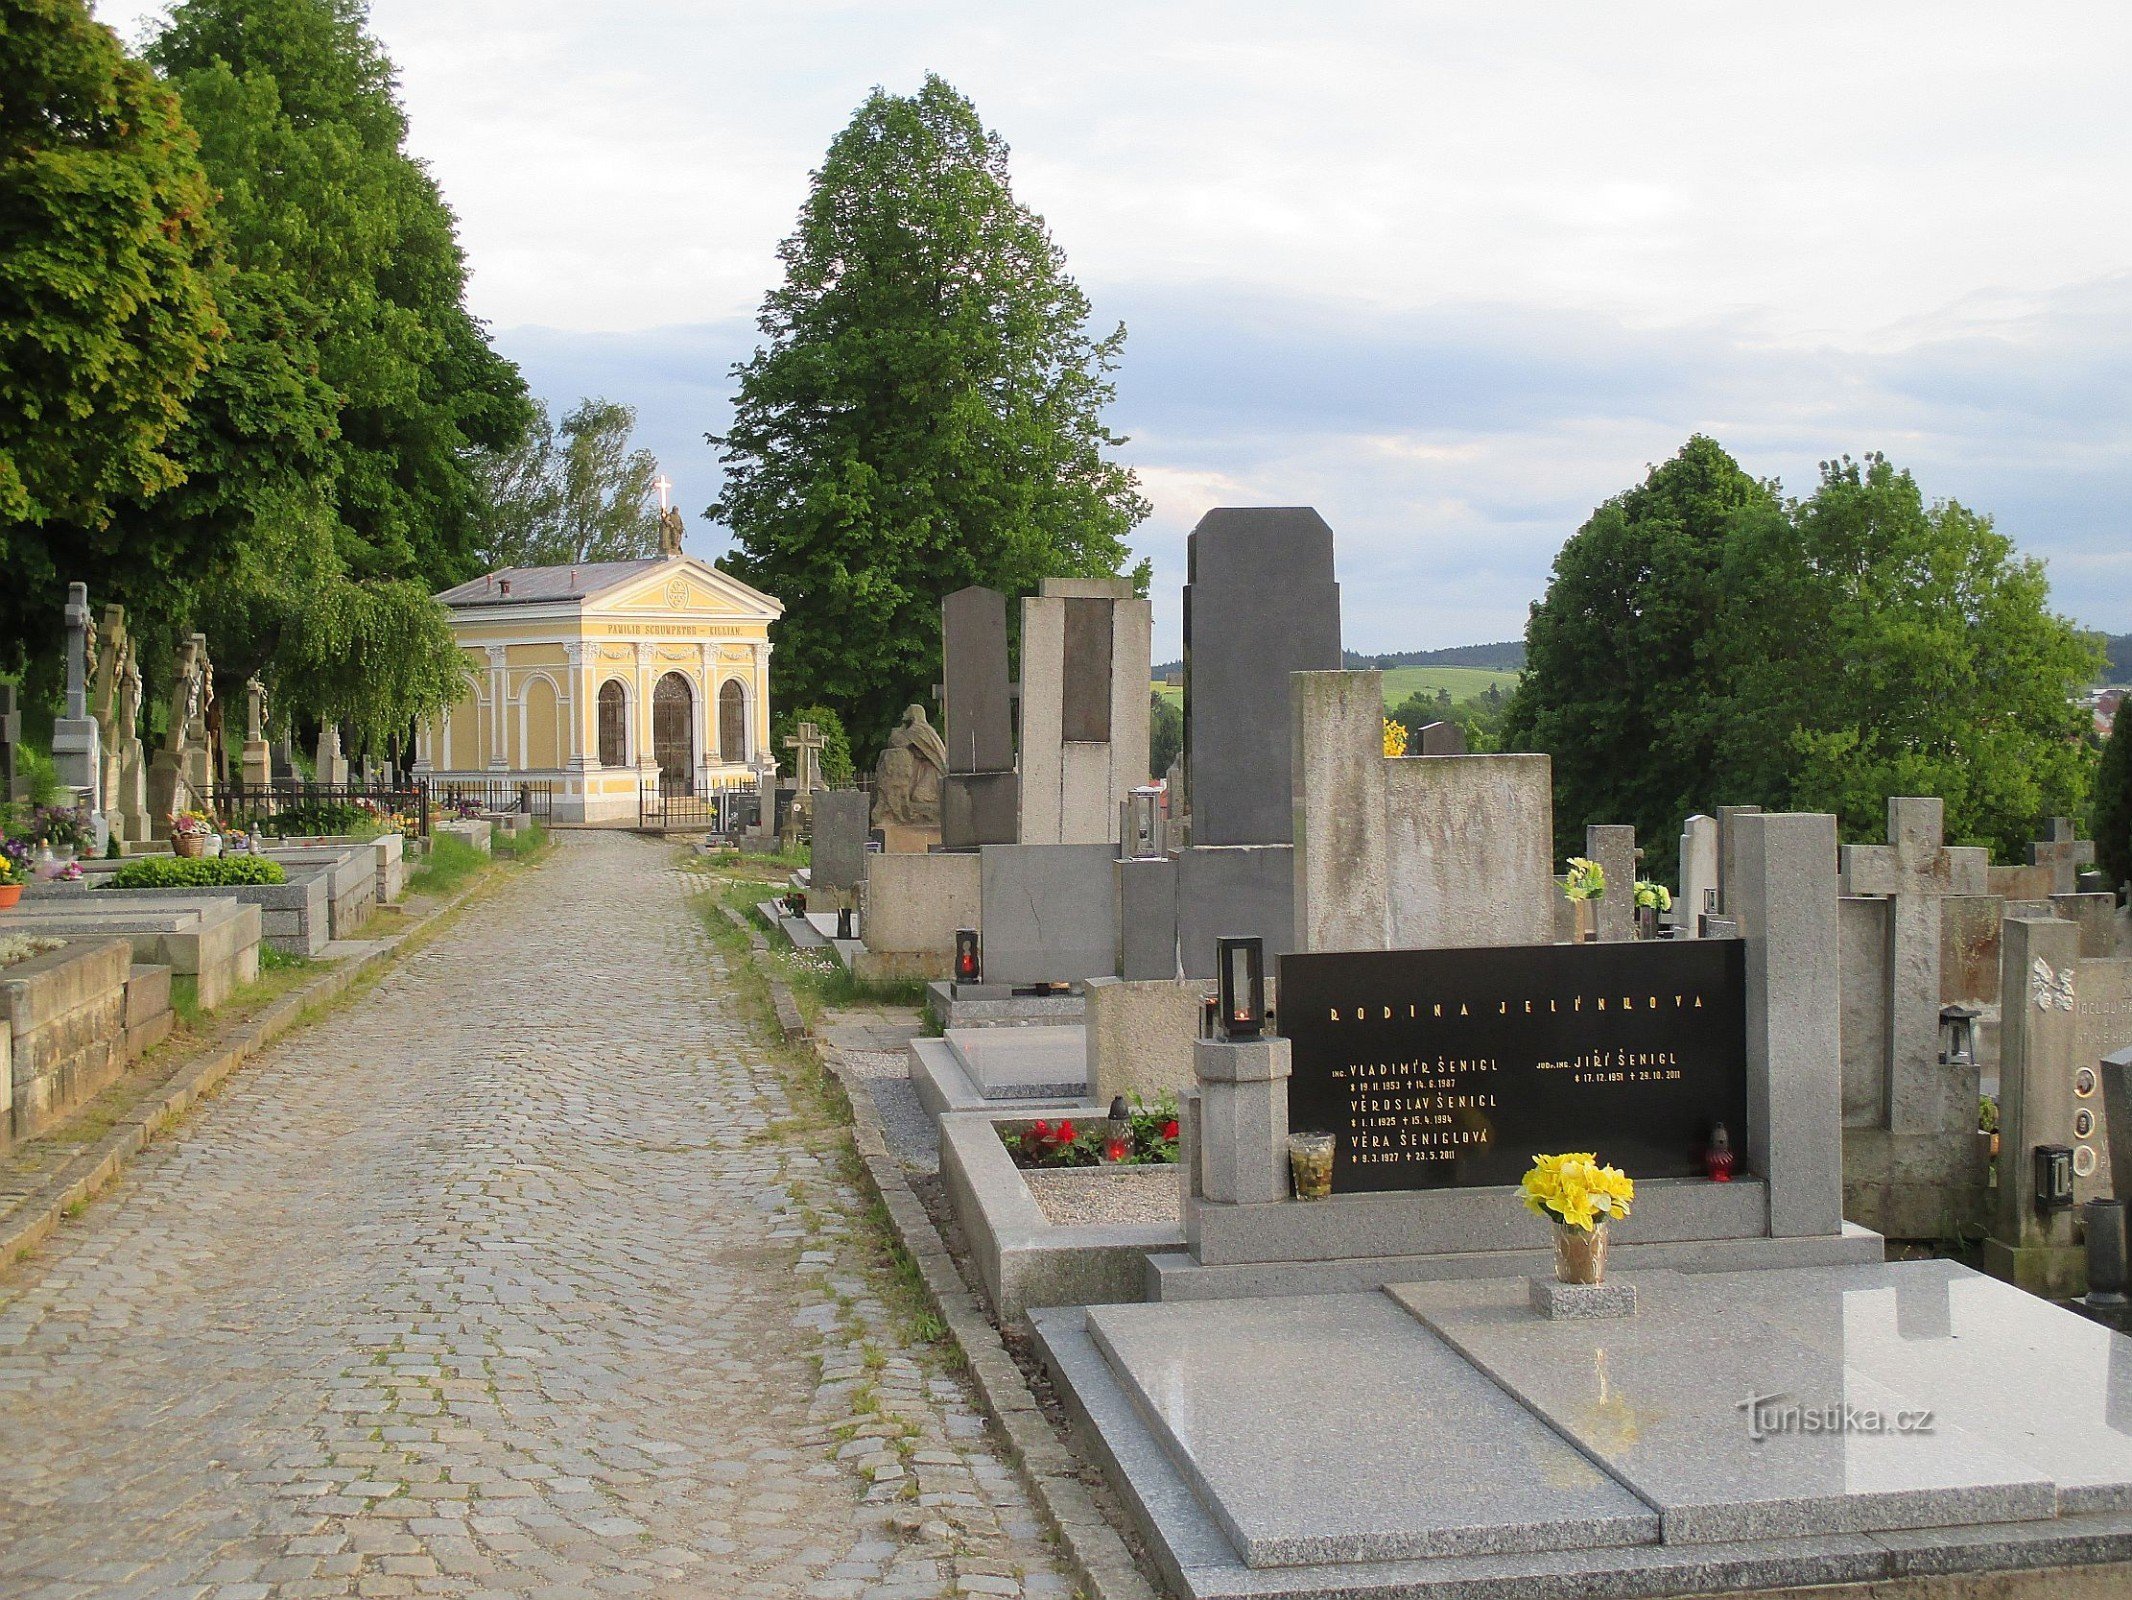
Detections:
[721, 903, 808, 1042]
[0, 858, 511, 1271]
[775, 1024, 1159, 1600]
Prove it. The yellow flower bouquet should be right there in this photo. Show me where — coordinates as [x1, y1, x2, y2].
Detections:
[1522, 1152, 1634, 1284]
[1382, 718, 1409, 758]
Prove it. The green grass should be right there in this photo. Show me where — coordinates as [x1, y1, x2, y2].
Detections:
[493, 820, 549, 861]
[1154, 664, 1519, 711]
[407, 833, 488, 895]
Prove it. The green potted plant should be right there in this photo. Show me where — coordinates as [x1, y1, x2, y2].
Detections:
[1562, 856, 1606, 942]
[1633, 880, 1671, 939]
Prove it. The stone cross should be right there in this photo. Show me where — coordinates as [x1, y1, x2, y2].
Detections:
[2030, 817, 2096, 896]
[246, 678, 265, 742]
[63, 582, 90, 719]
[784, 720, 825, 797]
[1585, 824, 1637, 942]
[1838, 796, 1989, 1135]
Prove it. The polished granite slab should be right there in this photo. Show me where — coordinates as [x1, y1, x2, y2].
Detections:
[1703, 1258, 2132, 1513]
[1082, 1293, 1658, 1567]
[946, 1024, 1088, 1101]
[1389, 1271, 2058, 1545]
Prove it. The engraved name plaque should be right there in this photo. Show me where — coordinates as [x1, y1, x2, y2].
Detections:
[1280, 940, 1749, 1194]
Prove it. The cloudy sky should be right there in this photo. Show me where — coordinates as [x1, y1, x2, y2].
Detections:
[100, 1, 2132, 657]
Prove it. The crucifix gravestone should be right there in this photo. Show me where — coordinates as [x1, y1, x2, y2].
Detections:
[785, 720, 824, 797]
[2032, 818, 2097, 897]
[1585, 824, 1637, 942]
[316, 721, 347, 786]
[53, 582, 103, 815]
[1839, 796, 1989, 1136]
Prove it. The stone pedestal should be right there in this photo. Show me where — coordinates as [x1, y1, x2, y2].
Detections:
[241, 740, 272, 789]
[1586, 824, 1636, 942]
[52, 716, 100, 810]
[1193, 1035, 1290, 1206]
[1528, 1278, 1639, 1320]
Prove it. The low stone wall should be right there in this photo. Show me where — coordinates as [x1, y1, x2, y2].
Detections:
[269, 833, 407, 904]
[262, 845, 376, 940]
[434, 819, 492, 855]
[1, 938, 135, 1149]
[0, 898, 260, 1010]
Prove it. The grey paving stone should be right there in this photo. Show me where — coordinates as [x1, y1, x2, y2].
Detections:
[0, 834, 1068, 1600]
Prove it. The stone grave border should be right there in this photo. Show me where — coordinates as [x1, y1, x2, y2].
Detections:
[0, 847, 529, 1271]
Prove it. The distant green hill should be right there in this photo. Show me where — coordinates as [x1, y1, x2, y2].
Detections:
[2104, 632, 2132, 685]
[1152, 639, 1527, 678]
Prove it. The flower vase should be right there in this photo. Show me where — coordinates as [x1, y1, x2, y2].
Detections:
[1573, 898, 1598, 943]
[1554, 1220, 1609, 1285]
[1636, 904, 1660, 941]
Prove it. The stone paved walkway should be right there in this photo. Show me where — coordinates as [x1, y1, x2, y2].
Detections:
[0, 833, 1072, 1600]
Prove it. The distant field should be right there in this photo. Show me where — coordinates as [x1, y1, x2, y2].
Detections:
[1152, 664, 1519, 709]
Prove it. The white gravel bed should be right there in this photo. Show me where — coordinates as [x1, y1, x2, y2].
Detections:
[1024, 1163, 1184, 1227]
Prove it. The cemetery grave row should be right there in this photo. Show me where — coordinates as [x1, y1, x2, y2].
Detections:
[775, 504, 2132, 1600]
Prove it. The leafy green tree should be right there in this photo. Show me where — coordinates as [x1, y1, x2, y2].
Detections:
[2093, 712, 2132, 895]
[1502, 436, 1779, 877]
[0, 0, 222, 684]
[1150, 691, 1182, 778]
[771, 703, 855, 787]
[714, 74, 1149, 759]
[90, 0, 527, 747]
[1717, 454, 2098, 860]
[476, 397, 663, 568]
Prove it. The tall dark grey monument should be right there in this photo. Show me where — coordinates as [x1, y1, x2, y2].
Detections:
[1183, 508, 1342, 845]
[939, 585, 1019, 848]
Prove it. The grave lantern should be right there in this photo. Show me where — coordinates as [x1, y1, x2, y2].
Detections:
[2035, 1144, 2076, 1213]
[954, 927, 982, 986]
[1103, 1095, 1132, 1165]
[1938, 1004, 1981, 1069]
[1216, 936, 1265, 1040]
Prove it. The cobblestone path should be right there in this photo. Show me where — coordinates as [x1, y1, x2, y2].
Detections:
[0, 834, 1072, 1600]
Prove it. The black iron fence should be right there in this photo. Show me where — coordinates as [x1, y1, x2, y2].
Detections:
[427, 777, 556, 823]
[210, 780, 430, 840]
[639, 782, 759, 833]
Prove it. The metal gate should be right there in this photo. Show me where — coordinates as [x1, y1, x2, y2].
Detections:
[652, 672, 694, 795]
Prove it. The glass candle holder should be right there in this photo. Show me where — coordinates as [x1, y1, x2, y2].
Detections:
[1288, 1132, 1335, 1200]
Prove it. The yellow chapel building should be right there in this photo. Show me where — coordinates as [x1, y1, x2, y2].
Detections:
[417, 552, 783, 824]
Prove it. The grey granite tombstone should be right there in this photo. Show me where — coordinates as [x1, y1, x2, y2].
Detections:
[1116, 855, 1179, 979]
[1019, 578, 1151, 845]
[1714, 804, 1761, 913]
[1678, 813, 1718, 936]
[1176, 843, 1296, 980]
[1729, 811, 1846, 1238]
[1585, 824, 1637, 942]
[2104, 1047, 2132, 1200]
[1181, 507, 1341, 846]
[811, 789, 871, 897]
[52, 582, 102, 813]
[940, 585, 1018, 847]
[1987, 917, 2088, 1295]
[1415, 720, 1466, 756]
[977, 843, 1118, 983]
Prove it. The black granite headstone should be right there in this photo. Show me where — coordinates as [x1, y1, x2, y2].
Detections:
[941, 586, 1014, 775]
[1182, 508, 1341, 845]
[1280, 940, 1749, 1195]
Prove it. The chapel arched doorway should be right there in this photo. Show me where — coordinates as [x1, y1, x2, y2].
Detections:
[652, 672, 695, 794]
[719, 679, 748, 764]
